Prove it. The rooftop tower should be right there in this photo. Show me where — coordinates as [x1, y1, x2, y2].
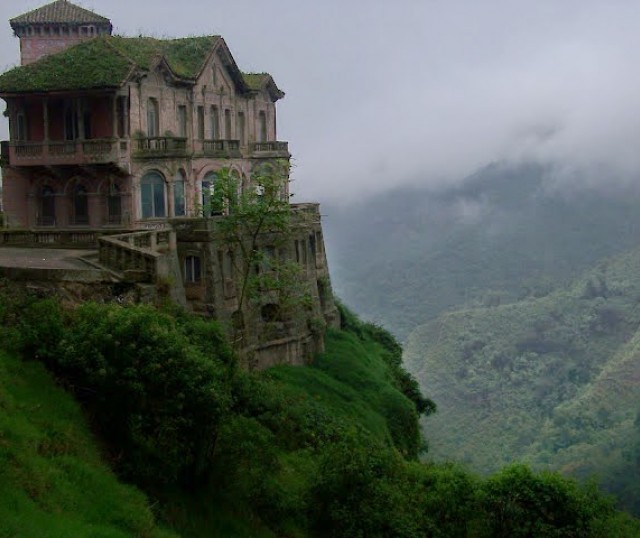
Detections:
[10, 0, 112, 65]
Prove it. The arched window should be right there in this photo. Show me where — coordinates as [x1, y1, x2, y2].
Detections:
[258, 111, 267, 142]
[173, 171, 186, 217]
[147, 98, 159, 137]
[210, 106, 219, 139]
[202, 171, 222, 216]
[39, 185, 56, 226]
[73, 184, 89, 225]
[184, 255, 201, 283]
[140, 171, 166, 218]
[108, 182, 122, 224]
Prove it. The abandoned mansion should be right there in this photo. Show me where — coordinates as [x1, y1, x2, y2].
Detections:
[0, 0, 338, 368]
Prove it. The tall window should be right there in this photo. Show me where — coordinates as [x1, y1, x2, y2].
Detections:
[73, 184, 89, 225]
[237, 112, 246, 145]
[184, 255, 201, 283]
[210, 106, 219, 139]
[177, 105, 187, 138]
[173, 171, 186, 217]
[108, 182, 122, 224]
[224, 109, 232, 139]
[140, 171, 166, 218]
[258, 111, 267, 142]
[197, 106, 205, 139]
[147, 98, 159, 137]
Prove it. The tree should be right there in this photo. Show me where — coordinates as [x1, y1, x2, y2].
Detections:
[210, 162, 312, 352]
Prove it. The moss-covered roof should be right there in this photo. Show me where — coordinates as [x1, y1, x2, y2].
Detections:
[242, 72, 285, 100]
[0, 35, 220, 94]
[10, 0, 110, 26]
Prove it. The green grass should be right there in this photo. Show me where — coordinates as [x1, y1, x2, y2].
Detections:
[0, 350, 174, 538]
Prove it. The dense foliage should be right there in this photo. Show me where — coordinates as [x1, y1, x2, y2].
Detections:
[1, 287, 638, 536]
[406, 246, 640, 516]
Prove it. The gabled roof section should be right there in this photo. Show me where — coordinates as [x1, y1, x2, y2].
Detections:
[0, 35, 220, 94]
[10, 0, 110, 26]
[242, 72, 285, 102]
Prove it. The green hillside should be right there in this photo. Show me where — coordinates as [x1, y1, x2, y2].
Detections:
[0, 349, 174, 537]
[405, 246, 640, 513]
[2, 289, 638, 535]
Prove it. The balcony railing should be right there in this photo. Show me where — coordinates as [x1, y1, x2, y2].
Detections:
[202, 139, 242, 157]
[5, 139, 126, 167]
[250, 141, 289, 157]
[134, 136, 188, 158]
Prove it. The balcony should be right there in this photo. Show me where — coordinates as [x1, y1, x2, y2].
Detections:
[201, 139, 242, 158]
[250, 141, 289, 158]
[4, 139, 128, 167]
[133, 136, 188, 159]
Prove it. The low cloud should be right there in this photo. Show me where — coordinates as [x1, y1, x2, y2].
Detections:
[2, 1, 640, 202]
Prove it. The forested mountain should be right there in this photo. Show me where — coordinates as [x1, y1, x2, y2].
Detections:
[325, 162, 640, 338]
[404, 246, 640, 514]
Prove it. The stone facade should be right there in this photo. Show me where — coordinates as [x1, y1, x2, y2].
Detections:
[0, 1, 339, 369]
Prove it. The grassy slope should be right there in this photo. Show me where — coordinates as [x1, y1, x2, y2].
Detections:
[0, 350, 174, 538]
[405, 246, 640, 507]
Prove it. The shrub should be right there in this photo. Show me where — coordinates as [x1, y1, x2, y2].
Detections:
[56, 303, 232, 485]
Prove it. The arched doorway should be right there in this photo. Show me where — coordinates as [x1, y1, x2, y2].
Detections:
[72, 184, 89, 225]
[107, 182, 122, 224]
[39, 185, 56, 226]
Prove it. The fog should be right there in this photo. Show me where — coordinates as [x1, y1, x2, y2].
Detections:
[2, 0, 640, 202]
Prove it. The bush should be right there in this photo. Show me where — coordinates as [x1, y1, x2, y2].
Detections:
[56, 303, 232, 485]
[478, 464, 614, 538]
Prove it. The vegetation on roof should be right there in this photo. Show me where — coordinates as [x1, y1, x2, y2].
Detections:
[0, 35, 220, 93]
[242, 72, 271, 91]
[0, 37, 131, 93]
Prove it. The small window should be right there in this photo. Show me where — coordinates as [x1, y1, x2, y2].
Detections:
[184, 255, 201, 283]
[224, 109, 232, 139]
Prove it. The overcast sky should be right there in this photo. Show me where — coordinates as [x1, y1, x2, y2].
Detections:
[1, 1, 640, 203]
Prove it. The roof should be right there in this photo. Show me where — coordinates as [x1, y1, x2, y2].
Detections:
[10, 0, 110, 26]
[242, 72, 285, 100]
[0, 34, 284, 99]
[0, 35, 219, 94]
